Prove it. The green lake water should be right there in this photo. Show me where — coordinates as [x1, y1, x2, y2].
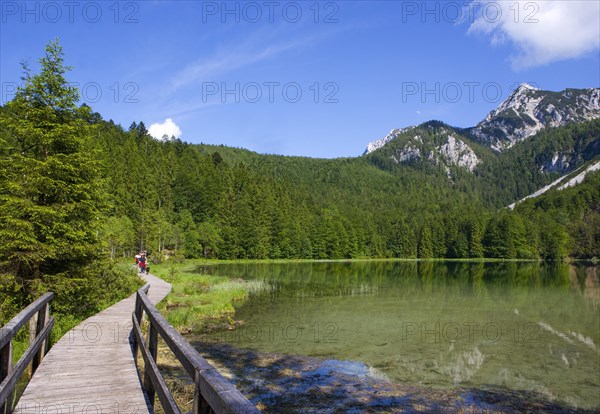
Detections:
[199, 261, 600, 409]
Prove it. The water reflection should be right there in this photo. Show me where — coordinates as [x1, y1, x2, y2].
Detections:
[196, 261, 599, 409]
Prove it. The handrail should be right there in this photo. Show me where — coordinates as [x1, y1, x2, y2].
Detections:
[0, 293, 54, 414]
[132, 284, 259, 414]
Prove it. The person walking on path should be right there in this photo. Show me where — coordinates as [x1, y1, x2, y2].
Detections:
[138, 252, 147, 274]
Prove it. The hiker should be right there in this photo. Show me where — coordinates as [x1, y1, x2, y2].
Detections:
[139, 253, 146, 274]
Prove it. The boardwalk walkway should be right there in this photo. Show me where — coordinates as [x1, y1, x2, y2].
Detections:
[15, 273, 172, 414]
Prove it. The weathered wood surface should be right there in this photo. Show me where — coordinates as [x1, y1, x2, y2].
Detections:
[0, 294, 54, 351]
[15, 273, 171, 414]
[133, 288, 259, 414]
[1, 292, 55, 414]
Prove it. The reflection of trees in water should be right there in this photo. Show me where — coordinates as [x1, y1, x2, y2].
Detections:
[471, 262, 486, 298]
[418, 261, 433, 296]
[202, 261, 599, 409]
[199, 261, 596, 299]
[570, 265, 600, 310]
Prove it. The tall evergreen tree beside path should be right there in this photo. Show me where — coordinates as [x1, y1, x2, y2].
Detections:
[0, 39, 108, 311]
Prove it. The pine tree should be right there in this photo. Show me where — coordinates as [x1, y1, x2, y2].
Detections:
[418, 225, 433, 258]
[0, 39, 107, 299]
[468, 219, 485, 258]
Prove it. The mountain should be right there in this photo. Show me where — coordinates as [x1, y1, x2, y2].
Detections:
[475, 119, 600, 206]
[363, 122, 485, 180]
[470, 84, 600, 151]
[363, 127, 414, 155]
[365, 84, 600, 155]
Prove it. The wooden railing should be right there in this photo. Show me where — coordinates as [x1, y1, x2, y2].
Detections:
[0, 293, 54, 414]
[131, 284, 259, 414]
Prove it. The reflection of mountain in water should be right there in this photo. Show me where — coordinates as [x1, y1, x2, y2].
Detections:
[197, 261, 599, 410]
[189, 341, 594, 413]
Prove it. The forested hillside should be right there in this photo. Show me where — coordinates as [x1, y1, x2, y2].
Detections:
[364, 120, 600, 207]
[97, 119, 488, 261]
[93, 115, 599, 262]
[1, 41, 598, 324]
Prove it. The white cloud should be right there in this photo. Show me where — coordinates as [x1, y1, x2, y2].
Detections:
[148, 118, 182, 140]
[468, 1, 600, 70]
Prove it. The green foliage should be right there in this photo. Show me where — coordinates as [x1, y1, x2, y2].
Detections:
[89, 117, 598, 261]
[0, 40, 141, 328]
[0, 273, 21, 325]
[0, 39, 108, 304]
[151, 260, 255, 332]
[514, 169, 600, 259]
[482, 212, 537, 259]
[1, 41, 598, 327]
[100, 215, 135, 259]
[476, 120, 600, 206]
[417, 226, 433, 258]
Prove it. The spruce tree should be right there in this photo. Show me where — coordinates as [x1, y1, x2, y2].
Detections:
[0, 39, 107, 301]
[417, 225, 433, 258]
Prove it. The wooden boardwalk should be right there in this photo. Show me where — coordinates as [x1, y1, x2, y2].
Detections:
[14, 273, 172, 414]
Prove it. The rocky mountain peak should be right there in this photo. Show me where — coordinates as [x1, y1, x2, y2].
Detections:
[471, 86, 600, 151]
[364, 127, 414, 155]
[364, 85, 600, 156]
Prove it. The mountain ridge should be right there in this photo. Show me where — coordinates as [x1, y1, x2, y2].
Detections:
[365, 84, 600, 155]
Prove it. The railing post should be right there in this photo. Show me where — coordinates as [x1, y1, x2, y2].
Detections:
[0, 293, 54, 414]
[134, 292, 144, 325]
[132, 293, 143, 361]
[144, 322, 158, 407]
[32, 302, 49, 373]
[192, 371, 211, 414]
[131, 285, 257, 414]
[0, 341, 13, 414]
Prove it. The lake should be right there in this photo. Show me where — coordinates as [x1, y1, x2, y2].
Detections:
[197, 261, 599, 410]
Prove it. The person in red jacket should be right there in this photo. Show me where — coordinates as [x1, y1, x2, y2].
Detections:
[139, 253, 146, 274]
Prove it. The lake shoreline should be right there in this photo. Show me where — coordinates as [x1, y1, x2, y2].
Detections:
[152, 260, 599, 412]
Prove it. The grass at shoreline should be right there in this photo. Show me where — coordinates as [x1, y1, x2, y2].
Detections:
[151, 260, 265, 333]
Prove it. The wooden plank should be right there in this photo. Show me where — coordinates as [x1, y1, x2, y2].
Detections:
[192, 381, 212, 414]
[32, 303, 49, 372]
[132, 316, 180, 414]
[0, 318, 54, 406]
[138, 293, 214, 378]
[143, 322, 158, 406]
[14, 399, 149, 414]
[0, 341, 12, 414]
[136, 287, 258, 414]
[0, 294, 54, 350]
[14, 274, 172, 414]
[16, 272, 256, 414]
[196, 369, 259, 414]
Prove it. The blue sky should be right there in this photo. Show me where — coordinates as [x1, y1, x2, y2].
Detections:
[1, 1, 599, 158]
